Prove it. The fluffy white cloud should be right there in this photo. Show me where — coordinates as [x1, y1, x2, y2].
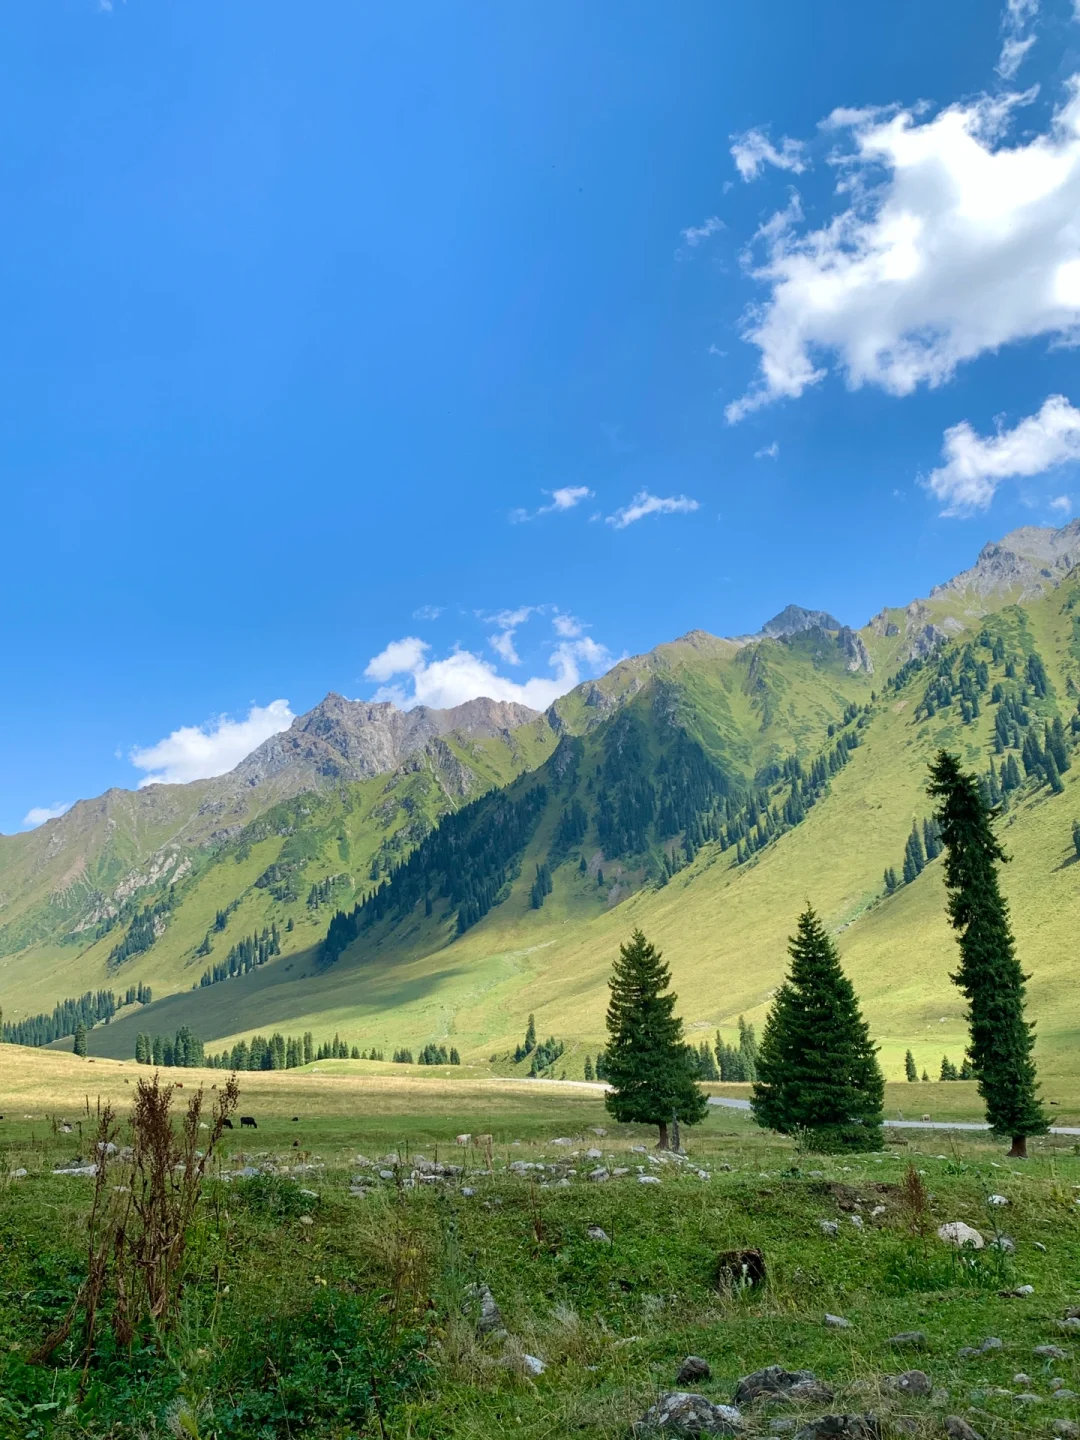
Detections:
[130, 700, 295, 787]
[22, 801, 72, 828]
[730, 129, 807, 182]
[727, 77, 1080, 421]
[1050, 493, 1073, 511]
[681, 215, 725, 246]
[605, 491, 700, 528]
[509, 486, 593, 523]
[365, 613, 612, 712]
[926, 393, 1080, 514]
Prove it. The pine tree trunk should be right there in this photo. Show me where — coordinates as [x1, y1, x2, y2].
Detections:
[1007, 1134, 1028, 1159]
[657, 1121, 669, 1150]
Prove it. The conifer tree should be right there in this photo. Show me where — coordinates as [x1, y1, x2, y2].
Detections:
[603, 930, 707, 1148]
[921, 1068, 929, 1081]
[928, 750, 1048, 1157]
[904, 1049, 917, 1082]
[583, 1055, 594, 1082]
[751, 905, 884, 1152]
[73, 1021, 87, 1057]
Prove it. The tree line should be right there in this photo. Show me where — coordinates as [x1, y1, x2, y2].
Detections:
[199, 924, 282, 987]
[601, 750, 1048, 1160]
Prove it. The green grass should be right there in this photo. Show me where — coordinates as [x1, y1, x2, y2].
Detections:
[4, 1062, 1080, 1437]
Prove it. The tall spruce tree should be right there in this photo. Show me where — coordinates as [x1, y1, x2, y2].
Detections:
[904, 1049, 918, 1082]
[73, 1021, 87, 1058]
[928, 750, 1047, 1157]
[751, 905, 884, 1152]
[603, 929, 707, 1148]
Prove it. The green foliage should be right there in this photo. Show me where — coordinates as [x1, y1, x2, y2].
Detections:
[72, 1022, 87, 1057]
[136, 1025, 204, 1067]
[904, 1049, 917, 1082]
[2, 989, 118, 1047]
[752, 905, 884, 1152]
[928, 749, 1047, 1144]
[108, 896, 171, 967]
[603, 929, 707, 1140]
[200, 924, 281, 988]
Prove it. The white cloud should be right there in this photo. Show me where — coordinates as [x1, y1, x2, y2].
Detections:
[412, 604, 443, 620]
[22, 801, 72, 829]
[726, 77, 1080, 422]
[509, 486, 593, 523]
[130, 700, 295, 787]
[998, 0, 1038, 79]
[1050, 493, 1072, 511]
[926, 393, 1080, 514]
[730, 129, 807, 182]
[681, 216, 725, 246]
[364, 622, 612, 712]
[754, 441, 780, 459]
[605, 491, 700, 528]
[552, 612, 583, 638]
[481, 605, 536, 666]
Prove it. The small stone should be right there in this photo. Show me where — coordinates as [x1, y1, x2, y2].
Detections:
[734, 1367, 833, 1407]
[1015, 1392, 1042, 1404]
[819, 1220, 839, 1236]
[1051, 1378, 1067, 1391]
[639, 1174, 662, 1185]
[9, 1168, 27, 1178]
[613, 1167, 630, 1177]
[943, 1419, 985, 1440]
[887, 1331, 928, 1350]
[298, 1215, 314, 1226]
[987, 1194, 1010, 1206]
[587, 1225, 611, 1243]
[978, 1337, 1003, 1352]
[636, 1391, 741, 1436]
[521, 1354, 545, 1376]
[770, 1423, 797, 1436]
[989, 1235, 1016, 1253]
[998, 1283, 1034, 1296]
[793, 1417, 880, 1439]
[461, 1186, 475, 1197]
[824, 1313, 852, 1329]
[1055, 1390, 1080, 1401]
[1034, 1241, 1048, 1251]
[1053, 1422, 1080, 1438]
[465, 1283, 504, 1337]
[1012, 1373, 1032, 1385]
[938, 1222, 985, 1249]
[379, 1169, 395, 1179]
[1059, 1319, 1080, 1333]
[1035, 1345, 1068, 1359]
[589, 1167, 609, 1183]
[849, 1215, 864, 1230]
[585, 1147, 603, 1159]
[894, 1370, 931, 1397]
[676, 1356, 712, 1384]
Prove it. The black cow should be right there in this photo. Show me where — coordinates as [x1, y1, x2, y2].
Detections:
[240, 1116, 258, 1129]
[222, 1117, 234, 1129]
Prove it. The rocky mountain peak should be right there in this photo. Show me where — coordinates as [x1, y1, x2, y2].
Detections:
[759, 604, 843, 639]
[930, 518, 1080, 601]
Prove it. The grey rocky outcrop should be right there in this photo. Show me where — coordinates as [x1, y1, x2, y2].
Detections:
[636, 1392, 742, 1436]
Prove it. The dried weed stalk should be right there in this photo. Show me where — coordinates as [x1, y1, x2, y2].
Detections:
[33, 1072, 239, 1368]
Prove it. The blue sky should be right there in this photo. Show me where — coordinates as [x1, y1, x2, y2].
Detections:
[5, 0, 1080, 830]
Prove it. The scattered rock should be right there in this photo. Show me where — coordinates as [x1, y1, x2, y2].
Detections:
[521, 1354, 546, 1376]
[849, 1216, 864, 1230]
[887, 1332, 928, 1350]
[677, 1357, 712, 1384]
[1012, 1374, 1032, 1386]
[639, 1174, 662, 1186]
[987, 1194, 1010, 1206]
[735, 1367, 833, 1407]
[1053, 1422, 1080, 1438]
[769, 1423, 797, 1436]
[1015, 1392, 1042, 1404]
[1055, 1390, 1080, 1401]
[1051, 1378, 1068, 1391]
[716, 1249, 767, 1291]
[464, 1283, 505, 1338]
[635, 1391, 742, 1436]
[892, 1371, 931, 1397]
[9, 1168, 27, 1179]
[999, 1285, 1034, 1297]
[943, 1419, 984, 1440]
[462, 1187, 475, 1197]
[1034, 1241, 1048, 1251]
[1059, 1318, 1080, 1333]
[937, 1222, 985, 1250]
[824, 1314, 852, 1329]
[1035, 1345, 1068, 1359]
[819, 1221, 839, 1237]
[988, 1236, 1016, 1253]
[793, 1417, 880, 1439]
[586, 1225, 611, 1244]
[589, 1167, 609, 1183]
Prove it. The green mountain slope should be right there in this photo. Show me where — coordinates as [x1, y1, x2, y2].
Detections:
[5, 521, 1080, 1088]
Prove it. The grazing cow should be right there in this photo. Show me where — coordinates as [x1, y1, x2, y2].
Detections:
[240, 1116, 258, 1129]
[292, 1139, 299, 1147]
[222, 1118, 234, 1129]
[292, 1116, 299, 1122]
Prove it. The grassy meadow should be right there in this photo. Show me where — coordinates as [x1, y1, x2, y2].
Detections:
[4, 1053, 1080, 1437]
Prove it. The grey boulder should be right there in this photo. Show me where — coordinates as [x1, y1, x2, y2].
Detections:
[735, 1368, 833, 1407]
[676, 1357, 713, 1384]
[636, 1392, 742, 1436]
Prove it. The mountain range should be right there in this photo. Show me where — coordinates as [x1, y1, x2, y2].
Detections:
[3, 518, 1080, 1089]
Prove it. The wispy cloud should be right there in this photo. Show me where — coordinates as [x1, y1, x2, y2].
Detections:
[925, 394, 1080, 515]
[130, 700, 295, 787]
[605, 491, 700, 529]
[754, 442, 780, 459]
[730, 129, 807, 182]
[680, 216, 725, 247]
[412, 604, 443, 621]
[509, 486, 593, 524]
[997, 0, 1038, 78]
[22, 801, 72, 829]
[1050, 494, 1072, 512]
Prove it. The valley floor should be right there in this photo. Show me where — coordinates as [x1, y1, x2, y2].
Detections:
[2, 1055, 1080, 1437]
